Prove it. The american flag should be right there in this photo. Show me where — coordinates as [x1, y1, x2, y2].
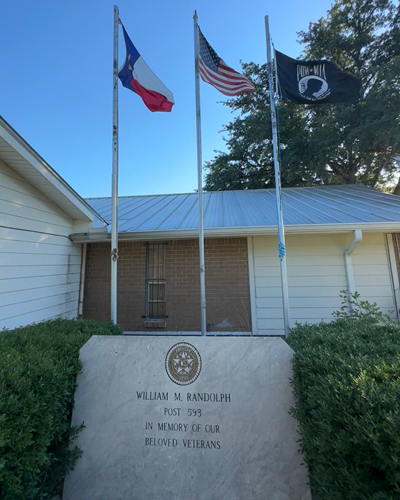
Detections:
[198, 28, 255, 96]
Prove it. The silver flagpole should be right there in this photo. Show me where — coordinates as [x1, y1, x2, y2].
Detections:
[193, 10, 207, 336]
[111, 5, 119, 324]
[265, 15, 290, 337]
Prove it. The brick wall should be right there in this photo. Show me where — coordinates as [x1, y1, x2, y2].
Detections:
[84, 238, 251, 332]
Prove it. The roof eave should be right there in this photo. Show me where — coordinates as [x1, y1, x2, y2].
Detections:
[70, 222, 400, 243]
[0, 116, 107, 225]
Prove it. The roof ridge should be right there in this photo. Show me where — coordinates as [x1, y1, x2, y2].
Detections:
[85, 184, 376, 201]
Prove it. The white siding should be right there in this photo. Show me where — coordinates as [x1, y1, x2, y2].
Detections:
[251, 233, 396, 336]
[0, 159, 82, 330]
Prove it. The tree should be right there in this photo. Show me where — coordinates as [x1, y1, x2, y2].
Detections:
[205, 64, 317, 190]
[204, 0, 400, 192]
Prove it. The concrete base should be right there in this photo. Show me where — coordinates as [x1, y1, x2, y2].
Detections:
[63, 336, 310, 500]
[123, 331, 252, 336]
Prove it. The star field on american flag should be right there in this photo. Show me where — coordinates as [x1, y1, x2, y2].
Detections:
[198, 28, 255, 96]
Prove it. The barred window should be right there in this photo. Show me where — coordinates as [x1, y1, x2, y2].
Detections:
[145, 243, 166, 320]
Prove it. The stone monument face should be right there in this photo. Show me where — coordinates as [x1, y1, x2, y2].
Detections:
[63, 336, 310, 500]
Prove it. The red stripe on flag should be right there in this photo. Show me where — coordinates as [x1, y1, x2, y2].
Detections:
[200, 74, 253, 96]
[199, 59, 253, 92]
[199, 60, 251, 90]
[218, 62, 253, 84]
[130, 78, 174, 112]
[200, 70, 253, 94]
[199, 70, 253, 95]
[200, 59, 250, 87]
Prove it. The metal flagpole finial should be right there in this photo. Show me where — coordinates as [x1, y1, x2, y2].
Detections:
[194, 10, 198, 21]
[114, 5, 121, 25]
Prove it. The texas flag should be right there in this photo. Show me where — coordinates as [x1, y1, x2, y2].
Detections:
[118, 25, 174, 112]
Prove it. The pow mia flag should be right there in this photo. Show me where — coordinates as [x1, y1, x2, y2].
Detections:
[275, 51, 361, 104]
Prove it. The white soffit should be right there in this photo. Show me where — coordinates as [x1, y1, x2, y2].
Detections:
[0, 116, 106, 224]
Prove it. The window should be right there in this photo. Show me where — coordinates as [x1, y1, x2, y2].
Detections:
[145, 243, 167, 320]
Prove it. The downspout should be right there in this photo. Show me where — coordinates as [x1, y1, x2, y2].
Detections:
[78, 243, 87, 317]
[344, 230, 362, 301]
[384, 234, 400, 319]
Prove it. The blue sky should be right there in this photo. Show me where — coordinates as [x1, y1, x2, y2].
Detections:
[1, 0, 333, 198]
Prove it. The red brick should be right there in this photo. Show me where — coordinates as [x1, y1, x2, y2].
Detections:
[84, 238, 251, 332]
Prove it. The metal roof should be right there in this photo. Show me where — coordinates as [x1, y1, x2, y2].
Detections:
[85, 185, 400, 235]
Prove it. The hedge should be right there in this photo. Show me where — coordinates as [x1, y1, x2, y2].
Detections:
[0, 318, 122, 500]
[288, 320, 400, 500]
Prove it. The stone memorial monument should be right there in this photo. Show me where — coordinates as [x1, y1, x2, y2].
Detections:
[63, 336, 311, 500]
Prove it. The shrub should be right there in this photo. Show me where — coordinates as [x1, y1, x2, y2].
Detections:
[332, 290, 393, 323]
[288, 320, 400, 500]
[0, 318, 122, 500]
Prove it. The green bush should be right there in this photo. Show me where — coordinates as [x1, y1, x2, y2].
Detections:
[0, 318, 122, 500]
[288, 320, 400, 500]
[332, 290, 393, 323]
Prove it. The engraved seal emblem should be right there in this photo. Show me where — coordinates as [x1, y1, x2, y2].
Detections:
[165, 342, 201, 386]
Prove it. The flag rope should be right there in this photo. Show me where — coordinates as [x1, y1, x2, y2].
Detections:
[193, 11, 207, 336]
[265, 15, 291, 337]
[111, 5, 119, 324]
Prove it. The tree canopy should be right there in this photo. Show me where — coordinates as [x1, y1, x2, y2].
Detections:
[204, 0, 400, 193]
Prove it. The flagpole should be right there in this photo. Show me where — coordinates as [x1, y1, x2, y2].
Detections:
[193, 10, 207, 336]
[111, 5, 119, 324]
[265, 15, 290, 337]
